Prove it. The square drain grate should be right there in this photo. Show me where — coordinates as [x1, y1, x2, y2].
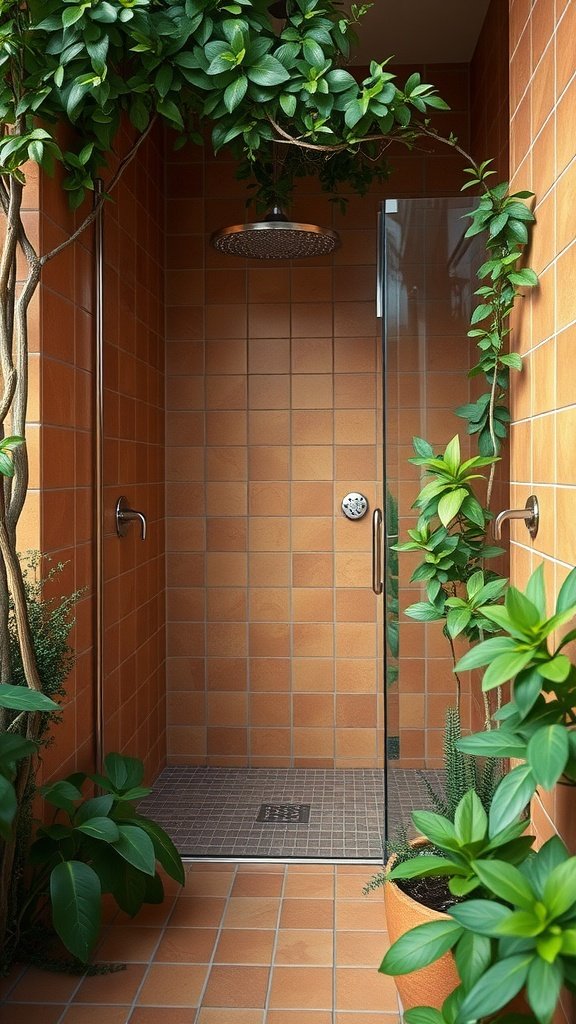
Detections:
[256, 803, 311, 824]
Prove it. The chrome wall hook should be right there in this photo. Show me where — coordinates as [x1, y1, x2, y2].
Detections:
[493, 495, 539, 541]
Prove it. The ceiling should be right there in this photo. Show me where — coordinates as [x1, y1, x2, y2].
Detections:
[349, 0, 491, 65]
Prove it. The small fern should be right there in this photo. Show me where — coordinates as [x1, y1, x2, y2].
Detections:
[419, 706, 503, 819]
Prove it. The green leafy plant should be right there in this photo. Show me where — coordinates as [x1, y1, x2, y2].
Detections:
[15, 752, 185, 964]
[0, 683, 59, 841]
[379, 564, 576, 1024]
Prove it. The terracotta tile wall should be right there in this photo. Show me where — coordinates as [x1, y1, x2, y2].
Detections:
[35, 161, 96, 782]
[101, 127, 167, 779]
[26, 125, 166, 784]
[165, 64, 473, 769]
[508, 2, 575, 1017]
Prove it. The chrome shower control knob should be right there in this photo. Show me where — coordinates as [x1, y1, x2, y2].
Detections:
[341, 492, 369, 520]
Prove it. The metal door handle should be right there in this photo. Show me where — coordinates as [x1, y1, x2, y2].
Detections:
[115, 496, 147, 540]
[372, 507, 383, 594]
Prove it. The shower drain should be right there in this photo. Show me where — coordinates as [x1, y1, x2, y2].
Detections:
[256, 803, 311, 824]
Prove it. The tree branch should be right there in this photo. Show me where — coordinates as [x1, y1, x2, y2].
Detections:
[39, 115, 158, 267]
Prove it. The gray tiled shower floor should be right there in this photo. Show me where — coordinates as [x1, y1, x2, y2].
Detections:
[139, 767, 444, 859]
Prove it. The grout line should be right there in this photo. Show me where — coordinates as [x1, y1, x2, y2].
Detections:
[263, 861, 287, 1021]
[193, 861, 238, 1013]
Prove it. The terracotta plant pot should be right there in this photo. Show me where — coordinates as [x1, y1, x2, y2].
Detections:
[384, 842, 460, 1012]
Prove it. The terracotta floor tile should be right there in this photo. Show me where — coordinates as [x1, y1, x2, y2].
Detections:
[130, 1003, 196, 1019]
[187, 863, 236, 873]
[285, 865, 334, 874]
[3, 1006, 67, 1024]
[0, 965, 24, 999]
[96, 925, 161, 962]
[196, 1010, 264, 1024]
[61, 1007, 131, 1023]
[183, 872, 234, 897]
[283, 874, 334, 899]
[335, 1015, 401, 1024]
[336, 901, 385, 931]
[169, 897, 227, 928]
[74, 965, 146, 1005]
[279, 899, 334, 930]
[336, 874, 380, 899]
[336, 865, 376, 875]
[267, 1014, 332, 1024]
[114, 900, 177, 927]
[231, 873, 284, 897]
[201, 965, 269, 1007]
[222, 897, 280, 929]
[236, 864, 284, 874]
[154, 928, 218, 963]
[214, 928, 275, 964]
[130, 1011, 197, 1024]
[274, 929, 333, 966]
[9, 966, 82, 1003]
[268, 967, 333, 1010]
[336, 931, 389, 967]
[137, 965, 209, 1007]
[335, 967, 398, 1011]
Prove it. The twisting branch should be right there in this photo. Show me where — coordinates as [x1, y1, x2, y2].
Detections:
[39, 115, 158, 267]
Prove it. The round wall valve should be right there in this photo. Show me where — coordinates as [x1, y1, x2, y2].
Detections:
[341, 492, 369, 520]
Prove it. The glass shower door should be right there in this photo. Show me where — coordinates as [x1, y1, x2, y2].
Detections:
[380, 197, 481, 847]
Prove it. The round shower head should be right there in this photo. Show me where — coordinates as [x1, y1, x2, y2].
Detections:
[210, 206, 340, 260]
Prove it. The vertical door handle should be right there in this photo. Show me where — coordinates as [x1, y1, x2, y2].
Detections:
[372, 507, 383, 595]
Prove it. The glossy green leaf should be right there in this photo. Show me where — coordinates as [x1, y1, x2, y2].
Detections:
[556, 566, 576, 614]
[454, 930, 492, 990]
[404, 1010, 445, 1024]
[112, 825, 155, 876]
[103, 753, 144, 793]
[527, 725, 569, 790]
[542, 858, 576, 917]
[135, 816, 185, 885]
[76, 817, 120, 843]
[379, 920, 463, 975]
[389, 856, 465, 880]
[456, 955, 533, 1022]
[482, 650, 536, 691]
[457, 729, 526, 759]
[489, 765, 535, 836]
[454, 790, 488, 846]
[526, 958, 563, 1024]
[0, 683, 58, 712]
[75, 795, 114, 826]
[438, 488, 468, 527]
[411, 810, 460, 851]
[449, 899, 511, 935]
[50, 861, 101, 962]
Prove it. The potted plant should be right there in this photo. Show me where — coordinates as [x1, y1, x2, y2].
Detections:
[379, 564, 576, 1024]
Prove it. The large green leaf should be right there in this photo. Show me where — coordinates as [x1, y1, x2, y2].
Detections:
[379, 920, 463, 975]
[472, 860, 534, 910]
[482, 650, 536, 691]
[454, 930, 492, 990]
[112, 825, 156, 875]
[455, 637, 517, 672]
[112, 861, 147, 916]
[50, 861, 102, 962]
[0, 682, 58, 712]
[103, 753, 144, 793]
[542, 858, 576, 918]
[458, 729, 526, 759]
[0, 774, 17, 839]
[41, 780, 83, 816]
[389, 856, 465, 880]
[489, 765, 535, 836]
[454, 790, 487, 846]
[526, 958, 563, 1024]
[246, 55, 289, 86]
[456, 955, 533, 1022]
[135, 816, 185, 885]
[411, 810, 460, 851]
[450, 899, 511, 935]
[75, 795, 114, 825]
[0, 733, 37, 775]
[76, 817, 120, 843]
[404, 1009, 445, 1024]
[438, 487, 468, 526]
[557, 566, 576, 614]
[527, 725, 569, 790]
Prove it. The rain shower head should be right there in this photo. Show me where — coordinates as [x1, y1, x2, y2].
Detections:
[210, 206, 340, 260]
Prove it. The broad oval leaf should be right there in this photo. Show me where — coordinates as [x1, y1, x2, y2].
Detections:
[456, 954, 533, 1022]
[389, 856, 465, 880]
[0, 774, 17, 839]
[454, 930, 492, 990]
[0, 682, 59, 712]
[527, 725, 569, 790]
[489, 765, 535, 836]
[458, 729, 526, 759]
[454, 790, 488, 846]
[411, 810, 460, 851]
[526, 957, 563, 1024]
[112, 825, 156, 876]
[449, 898, 511, 935]
[135, 816, 185, 885]
[542, 857, 576, 918]
[103, 753, 144, 793]
[76, 816, 120, 843]
[50, 860, 101, 962]
[404, 1009, 445, 1024]
[379, 920, 463, 976]
[471, 860, 534, 910]
[438, 487, 468, 527]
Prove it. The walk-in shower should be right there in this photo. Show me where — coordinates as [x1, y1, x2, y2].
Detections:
[133, 194, 481, 861]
